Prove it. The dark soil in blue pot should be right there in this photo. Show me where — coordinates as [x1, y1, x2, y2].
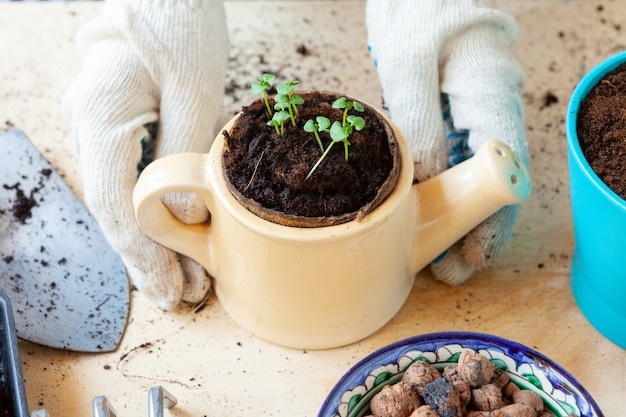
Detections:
[577, 62, 626, 199]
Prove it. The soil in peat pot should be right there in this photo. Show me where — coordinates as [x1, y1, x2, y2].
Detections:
[222, 91, 399, 226]
[577, 62, 626, 199]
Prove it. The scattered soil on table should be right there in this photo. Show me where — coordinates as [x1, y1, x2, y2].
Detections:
[222, 91, 399, 226]
[577, 62, 626, 199]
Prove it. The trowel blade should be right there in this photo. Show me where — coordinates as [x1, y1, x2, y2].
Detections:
[0, 130, 129, 352]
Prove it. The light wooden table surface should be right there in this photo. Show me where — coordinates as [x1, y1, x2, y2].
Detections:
[0, 1, 623, 416]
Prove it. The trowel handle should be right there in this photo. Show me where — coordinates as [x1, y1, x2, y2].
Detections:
[133, 153, 216, 275]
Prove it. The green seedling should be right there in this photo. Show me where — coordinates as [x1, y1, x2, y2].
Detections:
[303, 116, 331, 152]
[306, 98, 366, 179]
[251, 73, 276, 117]
[332, 97, 365, 126]
[267, 110, 291, 135]
[274, 80, 304, 126]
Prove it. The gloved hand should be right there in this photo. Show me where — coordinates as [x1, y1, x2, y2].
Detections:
[366, 0, 529, 285]
[63, 0, 229, 310]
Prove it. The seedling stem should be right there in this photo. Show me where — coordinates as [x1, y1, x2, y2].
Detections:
[251, 73, 276, 117]
[306, 98, 366, 179]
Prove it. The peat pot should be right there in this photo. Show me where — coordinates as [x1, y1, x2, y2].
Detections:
[133, 95, 531, 349]
[567, 51, 626, 349]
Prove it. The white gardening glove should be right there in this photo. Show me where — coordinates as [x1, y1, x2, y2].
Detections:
[63, 0, 229, 310]
[366, 0, 529, 285]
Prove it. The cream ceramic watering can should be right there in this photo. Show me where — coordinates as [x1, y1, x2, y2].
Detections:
[133, 109, 530, 350]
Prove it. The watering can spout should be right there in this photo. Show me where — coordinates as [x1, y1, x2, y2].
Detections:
[410, 140, 531, 275]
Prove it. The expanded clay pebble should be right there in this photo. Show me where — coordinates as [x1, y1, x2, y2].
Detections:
[370, 381, 422, 417]
[442, 366, 471, 408]
[366, 349, 556, 417]
[512, 391, 543, 415]
[422, 378, 461, 417]
[471, 384, 504, 411]
[403, 361, 443, 396]
[490, 368, 510, 388]
[492, 403, 536, 417]
[411, 405, 439, 417]
[458, 349, 497, 388]
[502, 381, 520, 399]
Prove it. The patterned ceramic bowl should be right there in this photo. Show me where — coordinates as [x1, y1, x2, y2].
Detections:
[318, 332, 602, 417]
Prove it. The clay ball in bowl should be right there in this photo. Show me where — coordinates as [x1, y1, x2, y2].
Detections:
[318, 332, 602, 417]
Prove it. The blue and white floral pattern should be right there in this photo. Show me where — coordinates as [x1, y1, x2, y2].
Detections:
[318, 332, 602, 417]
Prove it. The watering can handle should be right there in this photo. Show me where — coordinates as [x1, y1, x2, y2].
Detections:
[132, 153, 216, 275]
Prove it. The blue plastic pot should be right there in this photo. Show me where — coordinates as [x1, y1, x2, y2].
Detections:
[566, 51, 626, 349]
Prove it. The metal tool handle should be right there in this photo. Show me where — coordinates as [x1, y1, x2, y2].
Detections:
[92, 386, 177, 417]
[92, 396, 117, 417]
[148, 386, 178, 417]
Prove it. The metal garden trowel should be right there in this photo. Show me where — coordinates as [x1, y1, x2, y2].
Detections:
[0, 130, 130, 352]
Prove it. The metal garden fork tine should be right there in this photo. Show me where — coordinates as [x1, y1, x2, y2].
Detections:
[92, 396, 117, 417]
[148, 386, 177, 417]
